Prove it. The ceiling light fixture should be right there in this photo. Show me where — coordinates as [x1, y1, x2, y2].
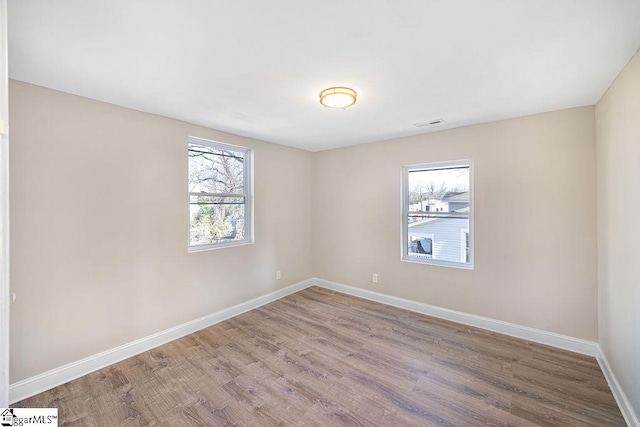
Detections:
[319, 87, 357, 109]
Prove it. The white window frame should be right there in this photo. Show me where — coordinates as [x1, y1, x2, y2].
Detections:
[187, 136, 254, 252]
[401, 159, 473, 269]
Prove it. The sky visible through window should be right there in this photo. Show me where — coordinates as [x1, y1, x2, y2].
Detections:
[408, 167, 469, 195]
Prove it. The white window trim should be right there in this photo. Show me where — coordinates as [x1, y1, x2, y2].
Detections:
[187, 136, 254, 252]
[401, 159, 474, 269]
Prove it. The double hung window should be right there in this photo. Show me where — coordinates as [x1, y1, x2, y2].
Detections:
[402, 160, 473, 268]
[188, 137, 253, 251]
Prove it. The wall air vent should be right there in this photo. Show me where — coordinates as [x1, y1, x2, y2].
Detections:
[414, 119, 444, 128]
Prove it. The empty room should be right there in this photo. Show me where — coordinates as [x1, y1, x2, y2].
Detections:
[0, 0, 639, 426]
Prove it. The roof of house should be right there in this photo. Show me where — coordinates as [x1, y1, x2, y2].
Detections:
[442, 191, 469, 202]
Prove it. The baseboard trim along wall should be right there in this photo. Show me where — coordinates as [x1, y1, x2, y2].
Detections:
[596, 345, 640, 427]
[10, 276, 638, 426]
[9, 278, 315, 404]
[313, 278, 599, 355]
[312, 278, 638, 427]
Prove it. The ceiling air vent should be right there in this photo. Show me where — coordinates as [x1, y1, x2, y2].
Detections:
[414, 119, 444, 128]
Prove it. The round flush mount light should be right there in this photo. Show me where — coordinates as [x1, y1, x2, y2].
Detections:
[319, 87, 357, 109]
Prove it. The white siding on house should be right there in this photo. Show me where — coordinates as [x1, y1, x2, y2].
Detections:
[447, 201, 469, 211]
[408, 217, 468, 263]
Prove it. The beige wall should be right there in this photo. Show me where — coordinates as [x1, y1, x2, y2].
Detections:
[8, 80, 314, 382]
[313, 107, 598, 340]
[596, 49, 640, 415]
[9, 79, 603, 387]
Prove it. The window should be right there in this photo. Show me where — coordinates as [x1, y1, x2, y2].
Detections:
[188, 137, 253, 251]
[402, 160, 473, 268]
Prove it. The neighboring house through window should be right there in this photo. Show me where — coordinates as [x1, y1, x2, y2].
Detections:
[402, 160, 473, 268]
[188, 137, 253, 251]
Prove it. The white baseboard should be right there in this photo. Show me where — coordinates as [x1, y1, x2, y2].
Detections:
[312, 278, 599, 356]
[12, 275, 637, 427]
[9, 279, 315, 404]
[312, 278, 640, 424]
[596, 345, 640, 427]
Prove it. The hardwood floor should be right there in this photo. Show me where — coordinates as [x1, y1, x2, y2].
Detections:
[15, 286, 625, 426]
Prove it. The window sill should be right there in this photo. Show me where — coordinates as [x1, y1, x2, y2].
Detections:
[401, 256, 474, 270]
[188, 240, 254, 253]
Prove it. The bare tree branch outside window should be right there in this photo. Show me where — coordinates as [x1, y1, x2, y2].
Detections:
[188, 142, 249, 247]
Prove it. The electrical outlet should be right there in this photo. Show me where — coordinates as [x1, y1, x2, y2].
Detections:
[276, 270, 281, 280]
[372, 273, 378, 283]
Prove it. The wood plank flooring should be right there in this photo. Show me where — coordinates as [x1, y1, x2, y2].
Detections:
[15, 286, 625, 426]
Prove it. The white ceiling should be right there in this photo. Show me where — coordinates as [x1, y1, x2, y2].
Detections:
[7, 0, 640, 152]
